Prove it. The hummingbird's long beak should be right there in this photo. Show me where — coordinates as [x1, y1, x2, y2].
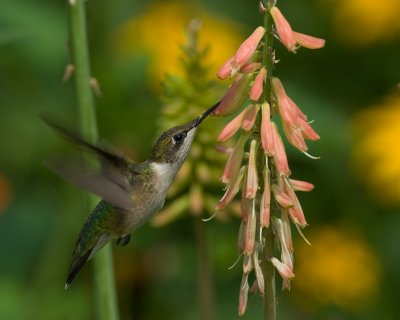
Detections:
[190, 101, 221, 129]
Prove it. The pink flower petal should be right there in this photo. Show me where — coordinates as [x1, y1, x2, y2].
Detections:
[217, 56, 236, 80]
[246, 139, 259, 198]
[271, 122, 291, 176]
[217, 108, 247, 142]
[216, 166, 245, 210]
[249, 67, 267, 101]
[221, 133, 249, 184]
[234, 26, 265, 66]
[270, 257, 295, 281]
[270, 7, 296, 52]
[290, 179, 314, 192]
[213, 74, 251, 116]
[241, 104, 260, 131]
[293, 31, 325, 49]
[260, 163, 271, 228]
[244, 199, 256, 255]
[261, 102, 274, 155]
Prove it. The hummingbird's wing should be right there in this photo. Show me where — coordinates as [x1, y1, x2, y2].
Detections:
[43, 117, 143, 210]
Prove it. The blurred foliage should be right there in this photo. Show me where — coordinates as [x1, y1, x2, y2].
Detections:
[1, 0, 400, 319]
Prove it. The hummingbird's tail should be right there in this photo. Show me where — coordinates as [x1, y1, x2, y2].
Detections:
[65, 249, 93, 289]
[64, 200, 117, 289]
[65, 233, 111, 289]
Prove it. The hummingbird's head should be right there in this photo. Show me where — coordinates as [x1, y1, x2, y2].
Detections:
[149, 122, 198, 165]
[149, 101, 221, 165]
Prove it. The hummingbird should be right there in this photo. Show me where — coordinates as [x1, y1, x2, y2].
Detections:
[43, 102, 220, 289]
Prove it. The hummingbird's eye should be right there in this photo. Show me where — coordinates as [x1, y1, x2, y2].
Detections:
[172, 132, 186, 144]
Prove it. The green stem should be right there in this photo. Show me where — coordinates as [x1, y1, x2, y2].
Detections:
[194, 217, 214, 320]
[261, 1, 277, 319]
[68, 1, 119, 319]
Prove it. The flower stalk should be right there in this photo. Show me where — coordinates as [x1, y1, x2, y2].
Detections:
[213, 0, 324, 318]
[68, 1, 119, 319]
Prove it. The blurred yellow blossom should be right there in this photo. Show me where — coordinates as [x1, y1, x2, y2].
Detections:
[323, 0, 400, 45]
[293, 226, 381, 311]
[352, 94, 400, 204]
[113, 1, 244, 87]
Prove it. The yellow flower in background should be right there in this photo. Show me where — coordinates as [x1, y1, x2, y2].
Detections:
[293, 227, 381, 312]
[323, 0, 400, 45]
[352, 94, 400, 204]
[113, 1, 244, 87]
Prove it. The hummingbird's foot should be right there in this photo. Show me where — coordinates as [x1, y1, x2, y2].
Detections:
[116, 234, 131, 247]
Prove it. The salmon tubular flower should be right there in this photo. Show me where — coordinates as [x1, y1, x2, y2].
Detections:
[234, 26, 265, 66]
[289, 179, 314, 192]
[246, 139, 259, 199]
[216, 166, 246, 210]
[221, 133, 249, 184]
[261, 102, 274, 155]
[270, 257, 295, 282]
[253, 249, 265, 294]
[272, 77, 320, 153]
[217, 27, 265, 80]
[271, 122, 291, 176]
[270, 6, 296, 52]
[260, 166, 271, 228]
[213, 74, 251, 116]
[249, 67, 267, 101]
[240, 62, 262, 74]
[217, 108, 247, 142]
[240, 169, 251, 222]
[293, 31, 325, 49]
[238, 274, 249, 316]
[214, 3, 323, 315]
[244, 199, 256, 255]
[242, 104, 260, 131]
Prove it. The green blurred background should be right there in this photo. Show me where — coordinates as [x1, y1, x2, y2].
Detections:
[1, 0, 400, 319]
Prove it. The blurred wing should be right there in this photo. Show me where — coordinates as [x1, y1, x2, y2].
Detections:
[41, 116, 131, 171]
[46, 158, 138, 210]
[42, 117, 143, 210]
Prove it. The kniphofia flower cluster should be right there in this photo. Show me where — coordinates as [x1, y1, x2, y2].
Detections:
[213, 2, 324, 315]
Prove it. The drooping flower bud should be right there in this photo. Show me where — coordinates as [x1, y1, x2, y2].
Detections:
[270, 7, 296, 52]
[217, 108, 247, 142]
[249, 67, 267, 101]
[272, 216, 293, 271]
[261, 102, 274, 155]
[290, 179, 314, 192]
[217, 56, 235, 80]
[234, 26, 265, 66]
[216, 166, 246, 210]
[241, 170, 251, 223]
[253, 249, 265, 294]
[243, 254, 253, 274]
[270, 257, 295, 282]
[244, 199, 256, 255]
[238, 274, 249, 315]
[246, 139, 259, 199]
[271, 184, 293, 208]
[241, 104, 260, 132]
[240, 62, 262, 74]
[260, 164, 271, 228]
[213, 74, 251, 116]
[271, 122, 290, 176]
[221, 133, 249, 184]
[293, 31, 325, 49]
[217, 27, 265, 80]
[283, 178, 307, 227]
